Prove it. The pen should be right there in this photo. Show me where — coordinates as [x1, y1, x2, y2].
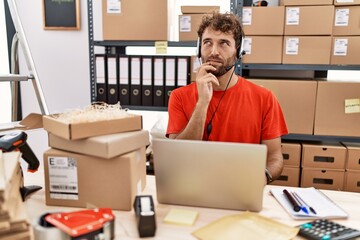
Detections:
[292, 192, 309, 214]
[283, 189, 301, 212]
[293, 192, 317, 215]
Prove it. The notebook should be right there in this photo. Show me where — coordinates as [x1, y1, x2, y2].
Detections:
[152, 138, 267, 212]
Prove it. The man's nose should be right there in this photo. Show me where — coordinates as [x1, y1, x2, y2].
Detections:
[210, 44, 219, 56]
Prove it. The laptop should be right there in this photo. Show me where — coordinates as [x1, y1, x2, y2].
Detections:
[152, 138, 267, 212]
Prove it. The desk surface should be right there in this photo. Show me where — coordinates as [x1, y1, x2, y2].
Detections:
[24, 170, 360, 240]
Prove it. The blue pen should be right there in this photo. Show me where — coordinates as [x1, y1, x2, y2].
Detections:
[291, 192, 309, 214]
[293, 192, 317, 215]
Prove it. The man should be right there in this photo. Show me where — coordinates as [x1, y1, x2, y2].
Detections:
[166, 12, 288, 184]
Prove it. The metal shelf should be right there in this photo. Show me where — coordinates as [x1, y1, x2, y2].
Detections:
[94, 40, 197, 48]
[123, 105, 168, 111]
[282, 134, 360, 143]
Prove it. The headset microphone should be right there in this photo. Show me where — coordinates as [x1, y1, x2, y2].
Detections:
[225, 65, 234, 72]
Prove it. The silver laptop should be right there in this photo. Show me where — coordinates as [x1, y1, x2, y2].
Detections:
[152, 138, 267, 212]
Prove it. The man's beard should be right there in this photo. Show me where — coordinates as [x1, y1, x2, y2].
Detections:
[204, 56, 236, 77]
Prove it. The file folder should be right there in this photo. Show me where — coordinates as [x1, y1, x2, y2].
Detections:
[165, 57, 176, 107]
[153, 57, 165, 107]
[130, 56, 141, 106]
[177, 57, 190, 87]
[107, 55, 118, 104]
[95, 54, 107, 103]
[141, 56, 153, 106]
[119, 56, 130, 105]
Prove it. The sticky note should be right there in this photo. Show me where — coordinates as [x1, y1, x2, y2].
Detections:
[163, 208, 198, 226]
[345, 98, 360, 114]
[155, 41, 168, 54]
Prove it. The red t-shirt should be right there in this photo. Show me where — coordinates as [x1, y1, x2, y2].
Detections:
[166, 77, 288, 143]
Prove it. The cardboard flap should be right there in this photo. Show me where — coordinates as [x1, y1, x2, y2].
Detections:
[19, 113, 43, 130]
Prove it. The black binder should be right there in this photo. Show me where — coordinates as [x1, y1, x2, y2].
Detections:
[141, 56, 153, 106]
[130, 56, 141, 106]
[95, 54, 107, 103]
[118, 55, 130, 106]
[153, 57, 164, 107]
[165, 57, 176, 107]
[106, 54, 118, 104]
[177, 56, 190, 88]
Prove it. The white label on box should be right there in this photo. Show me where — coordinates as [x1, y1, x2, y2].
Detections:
[335, 9, 350, 26]
[286, 38, 299, 55]
[286, 8, 300, 25]
[48, 156, 79, 200]
[243, 37, 252, 55]
[336, 0, 354, 2]
[333, 38, 348, 56]
[345, 99, 360, 114]
[107, 0, 121, 14]
[179, 16, 191, 32]
[242, 8, 252, 25]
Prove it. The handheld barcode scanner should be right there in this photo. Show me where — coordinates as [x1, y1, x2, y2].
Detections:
[0, 130, 42, 200]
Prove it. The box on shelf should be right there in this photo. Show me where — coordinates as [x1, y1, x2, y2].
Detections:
[249, 79, 317, 134]
[242, 7, 285, 35]
[48, 130, 149, 159]
[270, 167, 300, 187]
[331, 36, 360, 65]
[301, 142, 347, 170]
[282, 36, 331, 64]
[102, 0, 167, 40]
[301, 168, 345, 191]
[179, 6, 219, 41]
[43, 114, 142, 140]
[43, 147, 146, 210]
[284, 6, 334, 35]
[342, 142, 360, 171]
[314, 81, 360, 137]
[281, 142, 301, 167]
[333, 6, 360, 36]
[242, 36, 283, 64]
[344, 170, 360, 193]
[282, 0, 333, 5]
[334, 0, 360, 5]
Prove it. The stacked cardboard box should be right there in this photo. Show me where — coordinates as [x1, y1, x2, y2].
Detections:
[301, 142, 346, 191]
[331, 1, 360, 65]
[342, 142, 360, 193]
[0, 152, 31, 239]
[271, 142, 301, 187]
[282, 1, 334, 64]
[242, 6, 284, 64]
[42, 113, 149, 211]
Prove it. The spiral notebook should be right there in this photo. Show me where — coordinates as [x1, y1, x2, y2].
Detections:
[270, 187, 348, 220]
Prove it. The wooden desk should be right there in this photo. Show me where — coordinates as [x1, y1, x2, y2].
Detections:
[24, 171, 360, 240]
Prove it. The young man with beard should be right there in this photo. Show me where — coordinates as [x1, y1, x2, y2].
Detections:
[166, 12, 288, 184]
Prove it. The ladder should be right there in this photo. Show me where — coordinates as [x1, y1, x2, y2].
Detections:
[1, 0, 49, 121]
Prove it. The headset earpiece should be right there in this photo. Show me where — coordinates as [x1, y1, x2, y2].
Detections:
[196, 37, 202, 59]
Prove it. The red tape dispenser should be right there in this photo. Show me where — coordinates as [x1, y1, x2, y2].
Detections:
[45, 208, 115, 240]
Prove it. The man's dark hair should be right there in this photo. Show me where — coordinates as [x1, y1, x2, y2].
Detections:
[197, 12, 244, 50]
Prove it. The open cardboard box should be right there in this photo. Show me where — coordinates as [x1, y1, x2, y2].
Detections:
[43, 114, 142, 140]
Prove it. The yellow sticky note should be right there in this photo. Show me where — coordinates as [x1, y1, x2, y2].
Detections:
[155, 41, 168, 54]
[163, 208, 198, 226]
[345, 98, 360, 114]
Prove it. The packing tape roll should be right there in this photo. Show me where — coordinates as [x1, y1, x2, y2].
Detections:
[32, 213, 68, 240]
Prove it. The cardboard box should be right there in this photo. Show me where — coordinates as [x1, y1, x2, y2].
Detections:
[179, 6, 219, 41]
[334, 0, 360, 5]
[48, 130, 149, 159]
[270, 167, 300, 187]
[344, 170, 360, 193]
[43, 114, 142, 140]
[333, 6, 360, 36]
[281, 142, 301, 167]
[282, 36, 331, 64]
[301, 168, 345, 190]
[331, 36, 360, 65]
[44, 147, 146, 210]
[102, 0, 167, 40]
[242, 7, 285, 35]
[249, 79, 317, 134]
[284, 6, 334, 35]
[342, 142, 360, 170]
[282, 0, 333, 5]
[242, 36, 283, 64]
[302, 142, 347, 170]
[314, 81, 360, 137]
